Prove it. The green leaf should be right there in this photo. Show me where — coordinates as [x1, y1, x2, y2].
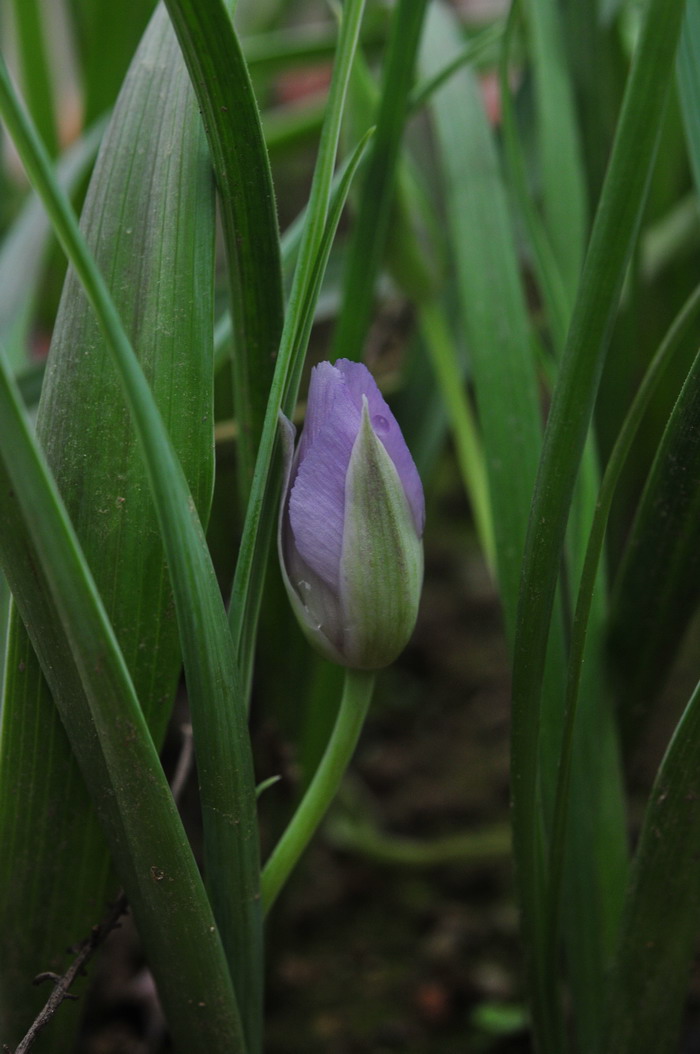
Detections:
[0, 9, 219, 1047]
[9, 0, 58, 156]
[0, 348, 246, 1053]
[610, 341, 700, 744]
[162, 0, 284, 500]
[421, 0, 543, 645]
[607, 1, 700, 743]
[604, 669, 700, 1054]
[0, 6, 260, 1047]
[678, 0, 700, 194]
[511, 0, 686, 1046]
[68, 0, 158, 122]
[331, 0, 429, 362]
[228, 0, 369, 700]
[523, 0, 588, 302]
[0, 120, 104, 368]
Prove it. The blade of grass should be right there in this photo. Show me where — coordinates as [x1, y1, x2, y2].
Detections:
[502, 12, 628, 1047]
[227, 0, 368, 690]
[609, 328, 700, 748]
[162, 0, 284, 502]
[511, 0, 685, 1046]
[0, 347, 246, 1052]
[418, 300, 495, 570]
[548, 281, 700, 963]
[422, 13, 572, 1043]
[602, 0, 700, 732]
[330, 0, 428, 362]
[421, 0, 543, 644]
[0, 22, 262, 1050]
[0, 119, 104, 367]
[233, 128, 373, 705]
[9, 0, 58, 156]
[604, 669, 700, 1052]
[679, 0, 700, 191]
[523, 0, 587, 302]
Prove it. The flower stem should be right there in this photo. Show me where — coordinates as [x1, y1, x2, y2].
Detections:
[262, 668, 375, 912]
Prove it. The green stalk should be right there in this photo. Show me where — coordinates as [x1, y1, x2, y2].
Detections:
[262, 669, 375, 912]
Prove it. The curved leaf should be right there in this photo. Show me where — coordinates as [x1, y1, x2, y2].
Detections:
[0, 8, 219, 1046]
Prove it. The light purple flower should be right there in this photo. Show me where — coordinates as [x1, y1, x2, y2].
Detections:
[278, 359, 424, 669]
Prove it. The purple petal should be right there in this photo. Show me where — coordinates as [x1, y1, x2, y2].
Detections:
[295, 361, 343, 465]
[288, 375, 361, 590]
[335, 359, 425, 535]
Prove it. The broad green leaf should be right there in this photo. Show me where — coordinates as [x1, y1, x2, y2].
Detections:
[0, 349, 245, 1053]
[0, 8, 220, 1047]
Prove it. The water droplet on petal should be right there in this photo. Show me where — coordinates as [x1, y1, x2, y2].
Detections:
[372, 414, 390, 435]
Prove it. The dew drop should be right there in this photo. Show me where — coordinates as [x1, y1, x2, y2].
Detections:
[372, 414, 390, 435]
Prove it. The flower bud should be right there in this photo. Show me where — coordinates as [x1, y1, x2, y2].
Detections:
[278, 359, 424, 669]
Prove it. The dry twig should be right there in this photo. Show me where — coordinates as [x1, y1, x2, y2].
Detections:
[5, 722, 196, 1053]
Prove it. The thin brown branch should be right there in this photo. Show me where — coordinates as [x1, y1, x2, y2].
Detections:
[6, 721, 197, 1053]
[7, 895, 128, 1054]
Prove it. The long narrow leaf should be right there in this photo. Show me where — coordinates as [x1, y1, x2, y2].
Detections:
[9, 0, 58, 156]
[0, 14, 261, 1049]
[0, 10, 218, 1046]
[604, 665, 700, 1053]
[0, 348, 245, 1053]
[0, 120, 104, 367]
[331, 0, 428, 362]
[610, 335, 700, 744]
[162, 0, 284, 501]
[511, 0, 685, 1048]
[228, 0, 368, 698]
[524, 0, 587, 302]
[421, 1, 543, 643]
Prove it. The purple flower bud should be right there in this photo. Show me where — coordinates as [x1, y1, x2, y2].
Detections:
[278, 359, 425, 670]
